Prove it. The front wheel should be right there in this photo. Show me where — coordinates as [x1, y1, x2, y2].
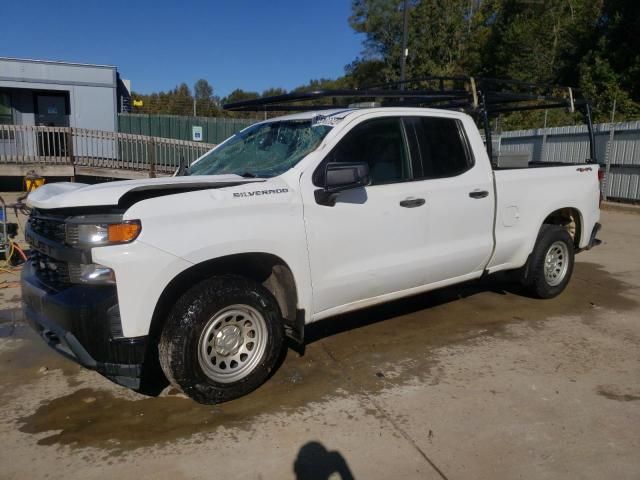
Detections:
[159, 275, 284, 404]
[521, 225, 575, 299]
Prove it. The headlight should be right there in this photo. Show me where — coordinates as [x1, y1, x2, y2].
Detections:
[66, 219, 141, 246]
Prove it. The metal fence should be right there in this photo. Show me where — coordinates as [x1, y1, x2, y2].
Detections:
[497, 120, 640, 201]
[118, 113, 257, 144]
[3, 120, 639, 197]
[0, 124, 216, 178]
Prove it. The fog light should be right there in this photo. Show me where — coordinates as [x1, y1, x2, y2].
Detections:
[70, 263, 116, 285]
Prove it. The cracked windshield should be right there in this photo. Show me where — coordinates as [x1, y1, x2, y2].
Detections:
[188, 120, 332, 177]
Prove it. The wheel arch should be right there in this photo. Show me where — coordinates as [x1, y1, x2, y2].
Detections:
[516, 206, 583, 277]
[148, 252, 304, 345]
[540, 206, 583, 249]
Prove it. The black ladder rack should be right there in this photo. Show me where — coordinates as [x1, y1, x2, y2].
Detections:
[223, 76, 597, 163]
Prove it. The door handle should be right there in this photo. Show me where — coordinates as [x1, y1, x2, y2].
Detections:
[469, 190, 489, 199]
[399, 197, 426, 208]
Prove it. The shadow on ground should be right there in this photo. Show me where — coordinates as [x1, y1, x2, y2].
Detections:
[293, 441, 354, 480]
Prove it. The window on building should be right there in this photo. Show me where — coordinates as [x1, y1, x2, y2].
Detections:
[0, 93, 12, 125]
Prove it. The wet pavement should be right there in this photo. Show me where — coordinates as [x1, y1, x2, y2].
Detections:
[1, 208, 639, 479]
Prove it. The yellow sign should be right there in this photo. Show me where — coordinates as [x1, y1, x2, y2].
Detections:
[133, 99, 144, 107]
[25, 172, 45, 192]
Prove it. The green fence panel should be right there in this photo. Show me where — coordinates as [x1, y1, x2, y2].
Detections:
[118, 114, 258, 144]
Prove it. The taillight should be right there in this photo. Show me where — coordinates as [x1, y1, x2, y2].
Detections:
[598, 168, 605, 206]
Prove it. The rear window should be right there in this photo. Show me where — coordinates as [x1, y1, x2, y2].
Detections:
[405, 117, 473, 179]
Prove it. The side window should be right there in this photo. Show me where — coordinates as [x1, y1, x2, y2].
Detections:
[406, 117, 473, 179]
[315, 117, 410, 186]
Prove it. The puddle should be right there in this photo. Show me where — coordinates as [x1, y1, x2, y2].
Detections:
[7, 262, 638, 451]
[0, 307, 25, 338]
[0, 308, 82, 387]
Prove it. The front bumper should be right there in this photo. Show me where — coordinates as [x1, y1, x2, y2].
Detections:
[21, 261, 148, 389]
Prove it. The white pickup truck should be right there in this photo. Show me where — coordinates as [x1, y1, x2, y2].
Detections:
[22, 106, 601, 404]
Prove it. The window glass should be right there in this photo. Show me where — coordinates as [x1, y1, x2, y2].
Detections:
[318, 117, 410, 185]
[0, 93, 12, 125]
[188, 120, 331, 177]
[408, 117, 472, 179]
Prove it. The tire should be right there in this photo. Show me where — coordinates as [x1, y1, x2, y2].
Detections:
[159, 275, 284, 404]
[521, 224, 575, 299]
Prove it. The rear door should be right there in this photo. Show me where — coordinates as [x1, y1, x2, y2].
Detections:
[402, 116, 495, 283]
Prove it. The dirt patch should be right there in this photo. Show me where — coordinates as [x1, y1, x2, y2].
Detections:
[10, 261, 639, 451]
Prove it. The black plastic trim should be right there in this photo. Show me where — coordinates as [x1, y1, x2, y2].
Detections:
[585, 222, 602, 250]
[21, 263, 147, 389]
[25, 224, 92, 263]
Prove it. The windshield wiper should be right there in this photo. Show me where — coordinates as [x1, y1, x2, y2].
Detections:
[238, 171, 257, 178]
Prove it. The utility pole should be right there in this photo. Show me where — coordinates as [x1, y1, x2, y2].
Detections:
[193, 98, 197, 117]
[611, 97, 617, 123]
[400, 0, 409, 90]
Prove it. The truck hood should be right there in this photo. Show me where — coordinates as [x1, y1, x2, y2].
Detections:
[27, 175, 266, 210]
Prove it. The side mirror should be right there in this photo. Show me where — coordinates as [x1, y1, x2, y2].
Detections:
[315, 162, 370, 206]
[325, 162, 370, 193]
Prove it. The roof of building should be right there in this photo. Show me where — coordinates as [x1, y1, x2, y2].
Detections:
[0, 56, 116, 69]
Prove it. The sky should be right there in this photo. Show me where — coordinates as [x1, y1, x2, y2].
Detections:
[1, 0, 364, 97]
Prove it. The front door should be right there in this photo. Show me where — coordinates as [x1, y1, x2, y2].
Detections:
[302, 116, 434, 316]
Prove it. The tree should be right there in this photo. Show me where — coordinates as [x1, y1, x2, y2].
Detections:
[194, 79, 214, 100]
[222, 88, 260, 104]
[220, 89, 261, 118]
[193, 79, 219, 116]
[344, 59, 389, 87]
[349, 0, 405, 80]
[348, 0, 638, 125]
[349, 0, 487, 80]
[576, 0, 640, 121]
[407, 0, 474, 77]
[261, 87, 287, 97]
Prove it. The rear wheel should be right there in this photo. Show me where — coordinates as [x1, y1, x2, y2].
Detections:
[159, 275, 284, 404]
[521, 225, 575, 299]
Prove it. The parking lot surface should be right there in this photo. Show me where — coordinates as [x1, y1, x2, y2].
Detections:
[1, 208, 639, 479]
